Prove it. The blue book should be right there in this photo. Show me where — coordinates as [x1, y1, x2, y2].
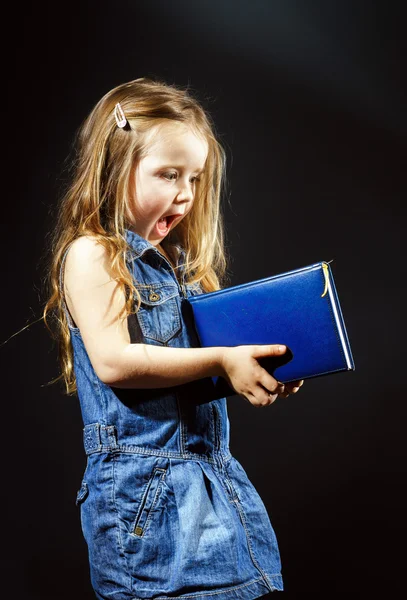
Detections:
[188, 261, 355, 387]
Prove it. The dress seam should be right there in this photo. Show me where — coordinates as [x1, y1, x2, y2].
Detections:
[132, 575, 277, 599]
[85, 444, 232, 465]
[224, 471, 274, 590]
[112, 454, 134, 596]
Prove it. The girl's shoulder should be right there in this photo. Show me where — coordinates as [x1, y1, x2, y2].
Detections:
[65, 234, 104, 256]
[63, 236, 112, 293]
[63, 235, 111, 271]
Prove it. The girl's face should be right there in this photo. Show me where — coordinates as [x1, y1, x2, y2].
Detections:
[127, 122, 208, 246]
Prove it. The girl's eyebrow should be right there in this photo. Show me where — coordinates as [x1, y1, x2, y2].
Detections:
[159, 164, 206, 174]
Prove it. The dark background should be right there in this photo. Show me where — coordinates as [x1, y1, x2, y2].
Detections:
[3, 1, 405, 598]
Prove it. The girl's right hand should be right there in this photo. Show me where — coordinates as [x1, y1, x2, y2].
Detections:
[219, 344, 303, 407]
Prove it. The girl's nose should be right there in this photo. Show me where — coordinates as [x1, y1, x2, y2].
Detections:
[176, 181, 194, 203]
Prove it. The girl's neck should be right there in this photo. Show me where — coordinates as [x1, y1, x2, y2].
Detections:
[157, 243, 175, 268]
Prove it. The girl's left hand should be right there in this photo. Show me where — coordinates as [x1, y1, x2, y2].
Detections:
[277, 379, 304, 398]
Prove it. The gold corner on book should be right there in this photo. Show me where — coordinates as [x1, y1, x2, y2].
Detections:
[321, 263, 329, 298]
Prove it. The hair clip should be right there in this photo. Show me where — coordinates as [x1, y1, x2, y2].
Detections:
[114, 102, 127, 128]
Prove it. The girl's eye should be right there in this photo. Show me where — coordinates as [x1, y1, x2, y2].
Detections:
[163, 172, 177, 180]
[162, 172, 201, 183]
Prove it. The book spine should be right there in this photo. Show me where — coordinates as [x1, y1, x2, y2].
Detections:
[325, 263, 355, 370]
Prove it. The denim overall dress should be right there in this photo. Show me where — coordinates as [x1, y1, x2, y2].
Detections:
[60, 229, 283, 600]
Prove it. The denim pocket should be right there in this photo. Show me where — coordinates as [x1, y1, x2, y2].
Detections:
[131, 467, 167, 538]
[75, 481, 89, 506]
[135, 283, 181, 344]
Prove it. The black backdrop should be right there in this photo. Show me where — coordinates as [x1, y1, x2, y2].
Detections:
[3, 1, 405, 598]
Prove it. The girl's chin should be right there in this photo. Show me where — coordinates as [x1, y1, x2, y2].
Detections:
[150, 228, 167, 245]
[127, 225, 159, 244]
[128, 221, 172, 246]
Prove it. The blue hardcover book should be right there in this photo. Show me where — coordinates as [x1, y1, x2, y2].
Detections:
[188, 261, 355, 387]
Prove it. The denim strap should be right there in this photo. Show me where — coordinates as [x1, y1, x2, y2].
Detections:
[83, 423, 119, 455]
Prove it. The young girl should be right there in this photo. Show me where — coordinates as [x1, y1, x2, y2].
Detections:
[44, 77, 303, 600]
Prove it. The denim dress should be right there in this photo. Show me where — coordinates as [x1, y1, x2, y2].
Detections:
[60, 229, 283, 600]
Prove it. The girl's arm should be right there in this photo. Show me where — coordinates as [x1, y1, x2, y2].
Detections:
[64, 236, 225, 389]
[65, 236, 302, 404]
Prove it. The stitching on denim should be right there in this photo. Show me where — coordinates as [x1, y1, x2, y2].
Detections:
[180, 420, 188, 459]
[135, 282, 178, 292]
[132, 576, 269, 599]
[84, 443, 232, 465]
[130, 474, 152, 535]
[222, 465, 240, 503]
[137, 296, 182, 343]
[210, 403, 218, 452]
[83, 423, 101, 453]
[210, 461, 236, 505]
[107, 425, 119, 450]
[112, 456, 134, 594]
[264, 573, 280, 592]
[134, 467, 167, 537]
[95, 376, 108, 425]
[112, 454, 134, 595]
[227, 484, 274, 592]
[223, 460, 277, 589]
[135, 247, 184, 292]
[138, 290, 179, 306]
[213, 402, 223, 451]
[132, 468, 167, 538]
[82, 423, 234, 464]
[175, 391, 186, 456]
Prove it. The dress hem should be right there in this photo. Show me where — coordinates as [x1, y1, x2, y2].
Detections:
[130, 575, 283, 600]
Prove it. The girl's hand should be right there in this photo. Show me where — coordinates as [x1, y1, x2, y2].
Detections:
[219, 344, 304, 408]
[277, 379, 304, 399]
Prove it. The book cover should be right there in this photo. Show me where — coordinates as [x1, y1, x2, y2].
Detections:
[188, 261, 355, 386]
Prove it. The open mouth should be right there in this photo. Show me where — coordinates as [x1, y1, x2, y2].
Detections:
[156, 213, 182, 236]
[165, 214, 179, 226]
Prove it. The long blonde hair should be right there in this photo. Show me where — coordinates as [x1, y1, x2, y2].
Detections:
[42, 77, 231, 395]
